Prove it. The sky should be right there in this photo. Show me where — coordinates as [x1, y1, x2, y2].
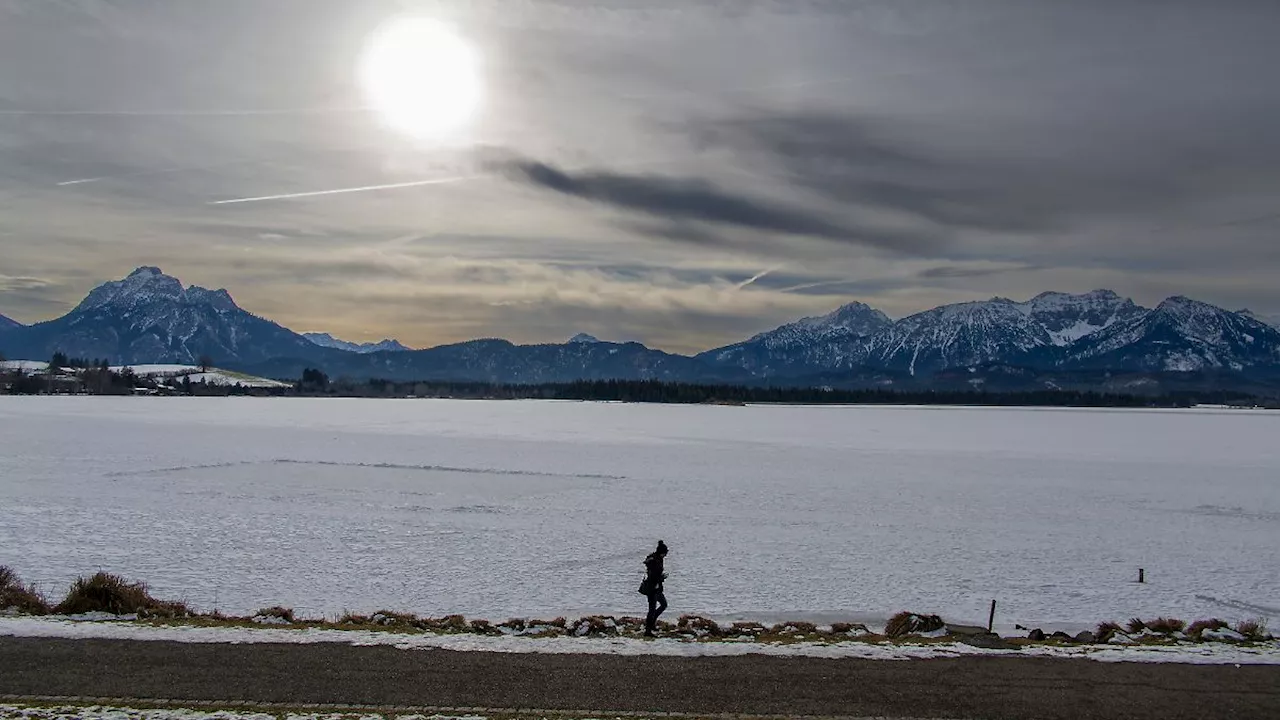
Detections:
[1, 0, 1278, 353]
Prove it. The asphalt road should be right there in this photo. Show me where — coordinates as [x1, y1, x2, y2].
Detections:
[1, 637, 1278, 719]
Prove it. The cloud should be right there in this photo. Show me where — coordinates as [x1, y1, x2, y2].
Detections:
[695, 109, 1280, 240]
[917, 263, 1042, 279]
[0, 274, 55, 292]
[497, 156, 937, 254]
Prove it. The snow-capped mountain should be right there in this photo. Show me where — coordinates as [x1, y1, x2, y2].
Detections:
[303, 332, 411, 354]
[858, 290, 1150, 376]
[1056, 297, 1280, 373]
[861, 298, 1055, 376]
[1014, 290, 1147, 345]
[0, 312, 21, 331]
[5, 267, 1279, 392]
[2, 267, 327, 365]
[696, 302, 892, 376]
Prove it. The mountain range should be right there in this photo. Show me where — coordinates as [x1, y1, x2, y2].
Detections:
[302, 332, 412, 354]
[2, 267, 1279, 395]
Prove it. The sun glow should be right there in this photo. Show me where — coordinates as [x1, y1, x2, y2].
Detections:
[359, 17, 482, 141]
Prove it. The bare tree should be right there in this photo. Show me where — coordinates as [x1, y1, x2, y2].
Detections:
[198, 354, 213, 373]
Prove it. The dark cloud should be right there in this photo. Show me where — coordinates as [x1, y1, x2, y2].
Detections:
[498, 156, 937, 254]
[694, 108, 1280, 238]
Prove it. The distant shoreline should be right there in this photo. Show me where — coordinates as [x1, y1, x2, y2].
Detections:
[6, 361, 1276, 408]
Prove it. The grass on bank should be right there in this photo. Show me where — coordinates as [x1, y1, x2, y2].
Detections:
[1, 566, 1274, 646]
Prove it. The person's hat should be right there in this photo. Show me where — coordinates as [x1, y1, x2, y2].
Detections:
[656, 540, 668, 555]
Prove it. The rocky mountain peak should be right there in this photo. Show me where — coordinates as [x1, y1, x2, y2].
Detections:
[72, 268, 242, 316]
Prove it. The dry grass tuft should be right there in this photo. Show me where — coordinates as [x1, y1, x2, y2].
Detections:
[1094, 621, 1123, 641]
[1186, 619, 1228, 639]
[884, 612, 945, 638]
[370, 610, 418, 627]
[730, 621, 767, 636]
[422, 614, 468, 631]
[677, 614, 723, 636]
[1235, 618, 1270, 641]
[254, 606, 295, 623]
[829, 622, 872, 637]
[0, 566, 51, 615]
[1144, 617, 1186, 634]
[1125, 617, 1147, 634]
[54, 572, 188, 617]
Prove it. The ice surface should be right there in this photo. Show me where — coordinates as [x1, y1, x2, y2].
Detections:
[1, 398, 1278, 631]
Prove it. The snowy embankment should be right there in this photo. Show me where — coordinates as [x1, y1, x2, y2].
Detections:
[1, 616, 1277, 665]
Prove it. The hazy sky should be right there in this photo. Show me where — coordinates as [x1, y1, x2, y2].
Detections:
[2, 1, 1278, 352]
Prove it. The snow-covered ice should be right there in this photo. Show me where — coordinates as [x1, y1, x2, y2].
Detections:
[1, 398, 1278, 633]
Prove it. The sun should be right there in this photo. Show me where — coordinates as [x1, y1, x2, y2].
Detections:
[359, 17, 482, 141]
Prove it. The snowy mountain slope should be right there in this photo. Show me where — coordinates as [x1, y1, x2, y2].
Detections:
[1239, 310, 1280, 331]
[569, 333, 601, 344]
[860, 298, 1055, 376]
[696, 302, 891, 376]
[2, 267, 330, 365]
[1014, 290, 1146, 345]
[1057, 297, 1280, 372]
[0, 312, 21, 331]
[303, 332, 411, 354]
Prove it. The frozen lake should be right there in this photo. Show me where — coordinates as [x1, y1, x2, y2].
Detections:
[1, 397, 1278, 631]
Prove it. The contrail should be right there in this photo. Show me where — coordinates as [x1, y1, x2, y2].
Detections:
[777, 278, 858, 293]
[56, 158, 260, 187]
[207, 156, 680, 206]
[735, 265, 783, 290]
[208, 175, 480, 205]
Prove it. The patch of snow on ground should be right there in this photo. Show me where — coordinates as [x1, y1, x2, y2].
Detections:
[0, 706, 485, 720]
[0, 360, 49, 373]
[1203, 628, 1248, 642]
[177, 372, 289, 388]
[1, 399, 1279, 632]
[1, 616, 1278, 665]
[108, 365, 287, 388]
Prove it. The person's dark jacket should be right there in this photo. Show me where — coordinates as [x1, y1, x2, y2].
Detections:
[642, 551, 665, 593]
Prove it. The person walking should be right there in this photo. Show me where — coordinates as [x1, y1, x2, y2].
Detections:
[639, 540, 669, 637]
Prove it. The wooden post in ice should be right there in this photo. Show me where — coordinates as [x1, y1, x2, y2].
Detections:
[1138, 568, 1145, 583]
[987, 599, 997, 633]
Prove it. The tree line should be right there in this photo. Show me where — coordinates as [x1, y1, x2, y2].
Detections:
[286, 370, 1262, 408]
